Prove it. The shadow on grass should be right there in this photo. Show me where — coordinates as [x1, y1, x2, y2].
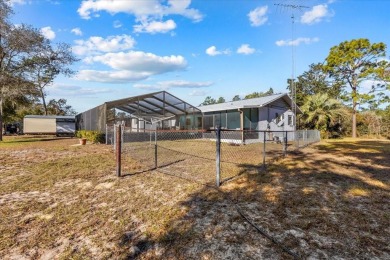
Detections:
[122, 139, 389, 259]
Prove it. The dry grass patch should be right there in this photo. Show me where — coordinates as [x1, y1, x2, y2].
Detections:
[1, 136, 389, 259]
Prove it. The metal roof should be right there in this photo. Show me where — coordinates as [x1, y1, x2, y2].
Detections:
[105, 91, 201, 121]
[24, 115, 75, 119]
[198, 93, 302, 113]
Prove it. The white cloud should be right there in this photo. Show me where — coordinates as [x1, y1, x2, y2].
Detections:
[248, 6, 268, 27]
[77, 0, 203, 22]
[77, 51, 188, 83]
[134, 80, 213, 90]
[301, 4, 332, 25]
[237, 44, 255, 55]
[113, 20, 122, 28]
[71, 27, 83, 36]
[73, 35, 136, 56]
[206, 46, 230, 56]
[48, 83, 111, 96]
[134, 19, 176, 34]
[189, 90, 207, 96]
[86, 51, 187, 72]
[276, 37, 319, 47]
[76, 70, 152, 83]
[40, 26, 56, 40]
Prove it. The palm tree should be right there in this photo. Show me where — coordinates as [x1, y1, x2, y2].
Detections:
[300, 93, 349, 137]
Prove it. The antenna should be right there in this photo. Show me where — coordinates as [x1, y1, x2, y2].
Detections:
[275, 3, 309, 132]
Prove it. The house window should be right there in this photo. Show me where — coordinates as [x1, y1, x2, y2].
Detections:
[275, 113, 280, 124]
[288, 115, 293, 126]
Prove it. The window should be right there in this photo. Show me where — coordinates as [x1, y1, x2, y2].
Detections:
[288, 115, 293, 126]
[275, 113, 280, 124]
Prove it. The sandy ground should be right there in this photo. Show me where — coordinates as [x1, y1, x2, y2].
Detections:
[0, 137, 389, 259]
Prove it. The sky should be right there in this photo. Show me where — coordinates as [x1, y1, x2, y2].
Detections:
[8, 0, 390, 113]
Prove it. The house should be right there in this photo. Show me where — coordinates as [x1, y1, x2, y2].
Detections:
[76, 91, 300, 143]
[198, 93, 301, 143]
[198, 93, 299, 131]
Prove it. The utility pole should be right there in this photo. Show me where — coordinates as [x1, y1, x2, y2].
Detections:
[274, 3, 309, 132]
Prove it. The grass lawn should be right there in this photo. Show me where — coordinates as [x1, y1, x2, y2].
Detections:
[0, 136, 389, 259]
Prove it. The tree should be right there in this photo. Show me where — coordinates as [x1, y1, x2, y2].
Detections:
[23, 42, 78, 115]
[216, 97, 225, 103]
[232, 95, 241, 101]
[46, 98, 77, 116]
[324, 38, 390, 138]
[200, 96, 216, 106]
[0, 0, 46, 140]
[244, 87, 274, 99]
[357, 111, 382, 137]
[288, 63, 342, 107]
[300, 93, 349, 137]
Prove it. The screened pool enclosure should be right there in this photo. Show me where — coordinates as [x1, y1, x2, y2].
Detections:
[76, 91, 202, 132]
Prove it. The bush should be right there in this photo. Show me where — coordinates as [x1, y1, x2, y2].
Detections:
[76, 130, 105, 143]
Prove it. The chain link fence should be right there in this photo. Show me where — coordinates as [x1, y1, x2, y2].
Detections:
[110, 125, 320, 186]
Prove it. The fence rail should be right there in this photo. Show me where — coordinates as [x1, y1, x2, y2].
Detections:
[110, 125, 320, 186]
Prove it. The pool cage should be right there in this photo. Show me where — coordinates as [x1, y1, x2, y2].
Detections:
[76, 91, 203, 142]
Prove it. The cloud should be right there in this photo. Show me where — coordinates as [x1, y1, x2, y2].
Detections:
[134, 80, 213, 90]
[76, 70, 152, 83]
[206, 46, 230, 56]
[48, 83, 111, 96]
[301, 4, 333, 24]
[134, 19, 176, 34]
[40, 26, 56, 40]
[237, 44, 255, 55]
[113, 20, 122, 28]
[189, 90, 207, 96]
[71, 27, 83, 36]
[77, 51, 188, 83]
[248, 6, 268, 27]
[73, 34, 136, 56]
[276, 37, 319, 47]
[86, 51, 187, 72]
[77, 0, 203, 22]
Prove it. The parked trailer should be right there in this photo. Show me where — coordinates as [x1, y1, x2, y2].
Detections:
[23, 115, 76, 136]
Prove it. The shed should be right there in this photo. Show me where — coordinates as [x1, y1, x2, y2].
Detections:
[23, 115, 76, 136]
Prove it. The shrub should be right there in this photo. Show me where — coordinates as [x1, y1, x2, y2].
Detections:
[76, 130, 105, 143]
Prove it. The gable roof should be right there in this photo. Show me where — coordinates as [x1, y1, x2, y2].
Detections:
[198, 93, 302, 114]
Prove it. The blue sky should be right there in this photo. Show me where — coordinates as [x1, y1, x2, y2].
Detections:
[9, 0, 390, 113]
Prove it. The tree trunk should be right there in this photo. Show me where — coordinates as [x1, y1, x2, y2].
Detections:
[352, 101, 357, 138]
[0, 97, 3, 141]
[351, 84, 357, 138]
[40, 88, 48, 115]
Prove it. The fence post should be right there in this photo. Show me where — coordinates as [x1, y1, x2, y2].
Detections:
[262, 131, 266, 170]
[105, 124, 108, 145]
[283, 131, 288, 156]
[216, 126, 221, 187]
[116, 124, 122, 177]
[154, 129, 158, 169]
